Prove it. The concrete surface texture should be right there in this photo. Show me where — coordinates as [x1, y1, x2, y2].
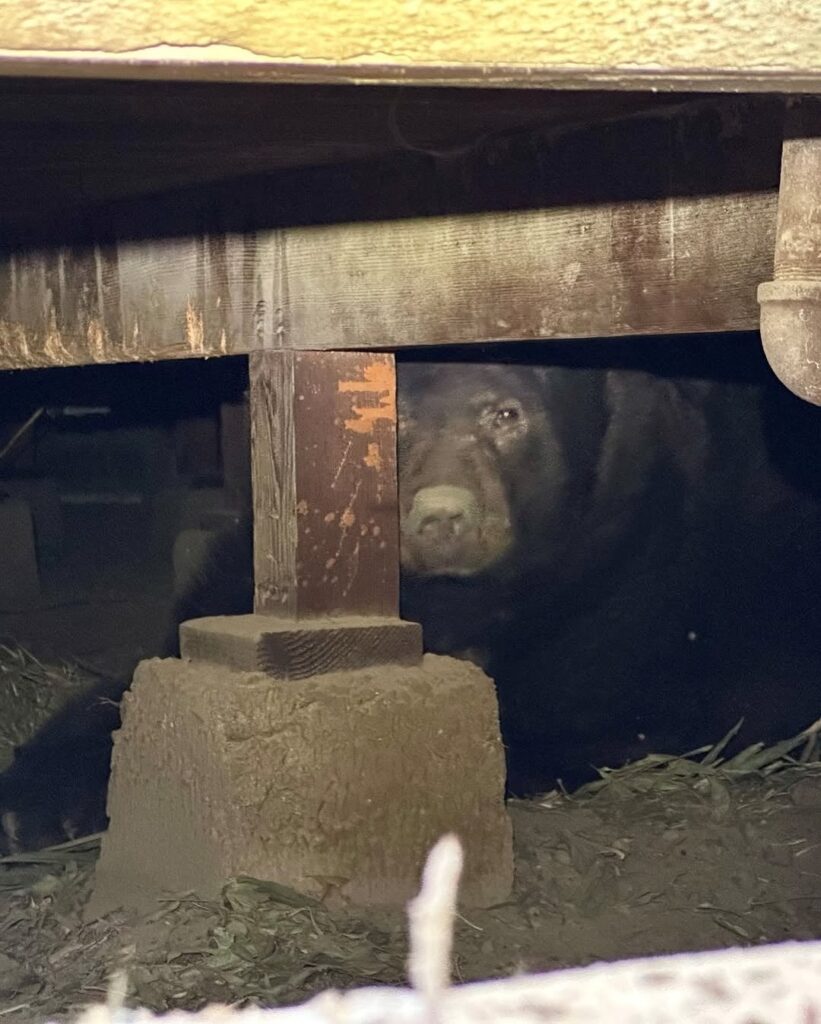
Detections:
[88, 653, 513, 918]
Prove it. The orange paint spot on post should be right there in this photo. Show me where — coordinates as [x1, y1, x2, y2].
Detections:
[364, 442, 382, 471]
[338, 361, 396, 436]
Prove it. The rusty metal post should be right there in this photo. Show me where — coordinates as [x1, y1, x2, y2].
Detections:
[758, 99, 821, 406]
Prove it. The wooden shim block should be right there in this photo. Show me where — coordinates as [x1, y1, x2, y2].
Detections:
[249, 350, 399, 619]
[179, 614, 423, 678]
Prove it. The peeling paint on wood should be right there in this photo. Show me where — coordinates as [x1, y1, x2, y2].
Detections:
[339, 362, 397, 436]
[250, 350, 399, 619]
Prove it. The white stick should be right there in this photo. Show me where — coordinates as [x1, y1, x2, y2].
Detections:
[406, 832, 464, 1007]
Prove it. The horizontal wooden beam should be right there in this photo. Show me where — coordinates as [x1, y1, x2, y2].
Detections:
[287, 191, 778, 345]
[0, 97, 782, 369]
[1, 0, 820, 93]
[0, 190, 777, 368]
[7, 93, 784, 247]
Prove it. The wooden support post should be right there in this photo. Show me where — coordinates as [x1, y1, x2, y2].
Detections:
[249, 348, 400, 619]
[92, 647, 512, 912]
[94, 348, 512, 910]
[181, 348, 421, 677]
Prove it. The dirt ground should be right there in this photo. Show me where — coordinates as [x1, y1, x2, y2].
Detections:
[0, 731, 819, 1023]
[0, 509, 820, 1023]
[0, 506, 174, 772]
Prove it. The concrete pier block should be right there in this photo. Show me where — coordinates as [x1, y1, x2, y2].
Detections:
[88, 653, 513, 917]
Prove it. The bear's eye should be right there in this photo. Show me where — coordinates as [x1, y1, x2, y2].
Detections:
[492, 405, 521, 428]
[479, 399, 526, 442]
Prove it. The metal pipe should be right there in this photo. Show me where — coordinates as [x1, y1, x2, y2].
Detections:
[758, 99, 821, 406]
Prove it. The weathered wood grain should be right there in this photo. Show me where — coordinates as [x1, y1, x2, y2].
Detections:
[6, 94, 782, 245]
[249, 350, 399, 619]
[249, 350, 297, 616]
[0, 78, 688, 227]
[292, 351, 399, 618]
[283, 190, 777, 346]
[0, 191, 778, 367]
[0, 98, 783, 368]
[179, 615, 422, 679]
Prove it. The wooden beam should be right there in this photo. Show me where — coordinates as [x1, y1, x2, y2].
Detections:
[284, 191, 777, 346]
[1, 0, 820, 93]
[0, 191, 779, 368]
[179, 616, 421, 679]
[0, 98, 782, 369]
[7, 91, 774, 242]
[249, 350, 399, 619]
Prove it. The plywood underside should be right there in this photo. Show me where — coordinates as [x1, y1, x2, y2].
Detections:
[1, 0, 821, 92]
